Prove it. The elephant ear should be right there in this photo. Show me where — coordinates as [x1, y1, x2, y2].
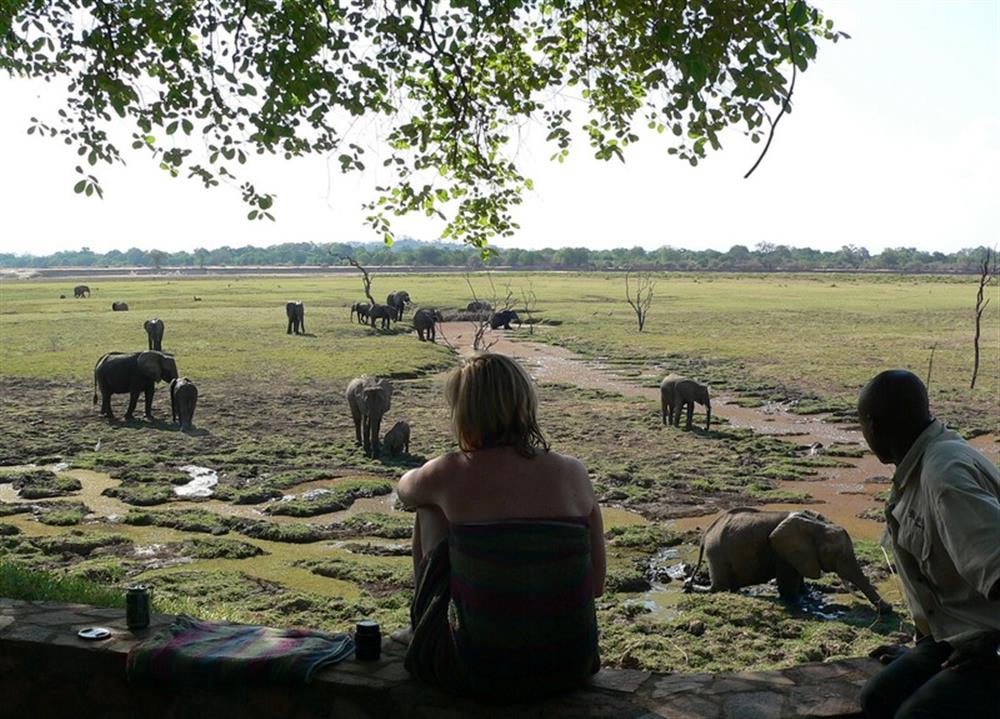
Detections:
[769, 512, 823, 579]
[137, 352, 163, 382]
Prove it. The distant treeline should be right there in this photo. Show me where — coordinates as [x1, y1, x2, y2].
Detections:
[0, 241, 992, 273]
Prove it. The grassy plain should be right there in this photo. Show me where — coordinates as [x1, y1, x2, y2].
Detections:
[0, 271, 996, 672]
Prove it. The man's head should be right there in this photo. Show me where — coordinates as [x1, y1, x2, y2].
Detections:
[857, 370, 933, 465]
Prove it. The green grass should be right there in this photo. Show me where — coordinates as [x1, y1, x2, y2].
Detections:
[0, 561, 125, 607]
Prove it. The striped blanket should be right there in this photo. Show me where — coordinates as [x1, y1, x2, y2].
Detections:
[405, 519, 600, 702]
[126, 615, 354, 685]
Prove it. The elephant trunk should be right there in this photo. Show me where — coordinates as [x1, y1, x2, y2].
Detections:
[837, 557, 884, 607]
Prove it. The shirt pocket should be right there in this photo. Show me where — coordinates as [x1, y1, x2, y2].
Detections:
[896, 518, 931, 567]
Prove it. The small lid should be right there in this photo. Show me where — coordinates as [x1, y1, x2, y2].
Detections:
[127, 584, 148, 592]
[355, 620, 380, 634]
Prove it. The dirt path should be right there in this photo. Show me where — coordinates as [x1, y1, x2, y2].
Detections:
[436, 322, 1000, 541]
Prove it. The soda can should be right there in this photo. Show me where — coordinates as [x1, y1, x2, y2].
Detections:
[126, 585, 151, 630]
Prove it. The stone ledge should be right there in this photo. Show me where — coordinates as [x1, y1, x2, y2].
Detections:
[0, 598, 878, 719]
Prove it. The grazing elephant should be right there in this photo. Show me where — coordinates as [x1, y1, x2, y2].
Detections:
[112, 301, 129, 311]
[169, 377, 198, 431]
[351, 302, 371, 324]
[369, 304, 395, 329]
[143, 318, 165, 352]
[489, 310, 520, 330]
[193, 296, 202, 302]
[93, 350, 179, 421]
[346, 376, 393, 458]
[386, 291, 412, 321]
[383, 421, 411, 457]
[660, 374, 711, 430]
[684, 508, 889, 609]
[466, 301, 492, 313]
[74, 285, 90, 298]
[413, 308, 443, 341]
[285, 301, 305, 335]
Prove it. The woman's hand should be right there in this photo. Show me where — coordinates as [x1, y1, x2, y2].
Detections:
[868, 644, 910, 665]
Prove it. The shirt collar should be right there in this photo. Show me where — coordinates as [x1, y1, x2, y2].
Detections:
[892, 418, 943, 490]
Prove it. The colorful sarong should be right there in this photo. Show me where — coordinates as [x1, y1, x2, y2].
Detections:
[405, 519, 600, 702]
[126, 615, 354, 685]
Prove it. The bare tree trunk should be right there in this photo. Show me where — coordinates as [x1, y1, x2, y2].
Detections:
[925, 343, 936, 392]
[625, 268, 655, 332]
[970, 247, 996, 390]
[338, 254, 375, 305]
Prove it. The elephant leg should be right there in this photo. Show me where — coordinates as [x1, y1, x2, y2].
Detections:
[143, 385, 154, 419]
[371, 417, 382, 457]
[776, 560, 805, 602]
[685, 402, 694, 430]
[430, 326, 435, 342]
[362, 416, 372, 456]
[299, 316, 305, 334]
[351, 409, 363, 446]
[125, 390, 140, 420]
[287, 318, 293, 334]
[101, 391, 114, 419]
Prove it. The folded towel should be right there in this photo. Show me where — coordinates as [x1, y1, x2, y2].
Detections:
[405, 519, 600, 702]
[126, 615, 354, 685]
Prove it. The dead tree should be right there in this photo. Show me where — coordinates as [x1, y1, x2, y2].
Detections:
[521, 280, 538, 335]
[970, 247, 997, 390]
[466, 273, 514, 352]
[925, 343, 937, 392]
[625, 269, 656, 332]
[338, 254, 375, 305]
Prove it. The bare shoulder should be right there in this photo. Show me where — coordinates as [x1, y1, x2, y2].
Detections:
[398, 452, 465, 505]
[544, 451, 591, 484]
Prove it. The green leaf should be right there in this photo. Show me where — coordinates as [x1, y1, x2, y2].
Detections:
[247, 210, 258, 220]
[73, 180, 86, 194]
[790, 1, 808, 26]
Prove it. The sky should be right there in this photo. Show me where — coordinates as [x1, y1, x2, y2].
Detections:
[0, 0, 997, 257]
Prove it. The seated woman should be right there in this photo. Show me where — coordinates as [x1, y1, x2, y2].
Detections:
[397, 353, 606, 702]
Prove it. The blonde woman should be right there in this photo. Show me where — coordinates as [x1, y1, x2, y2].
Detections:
[397, 353, 605, 701]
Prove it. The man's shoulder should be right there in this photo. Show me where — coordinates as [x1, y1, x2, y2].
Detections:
[920, 434, 999, 489]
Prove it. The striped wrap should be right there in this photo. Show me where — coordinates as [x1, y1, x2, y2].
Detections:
[405, 519, 600, 702]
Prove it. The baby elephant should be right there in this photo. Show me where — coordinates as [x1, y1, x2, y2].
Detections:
[684, 508, 888, 609]
[169, 377, 198, 431]
[382, 421, 411, 457]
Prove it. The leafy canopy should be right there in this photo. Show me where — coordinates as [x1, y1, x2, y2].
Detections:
[1, 1, 844, 249]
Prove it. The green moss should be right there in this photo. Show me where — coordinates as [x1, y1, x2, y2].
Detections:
[297, 557, 410, 597]
[0, 523, 20, 536]
[102, 482, 175, 506]
[189, 538, 265, 560]
[229, 518, 326, 543]
[3, 468, 83, 499]
[607, 524, 681, 553]
[36, 501, 90, 526]
[30, 530, 132, 557]
[266, 479, 394, 517]
[335, 512, 413, 539]
[123, 508, 230, 534]
[66, 557, 129, 583]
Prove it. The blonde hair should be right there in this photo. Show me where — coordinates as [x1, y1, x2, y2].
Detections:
[445, 353, 549, 457]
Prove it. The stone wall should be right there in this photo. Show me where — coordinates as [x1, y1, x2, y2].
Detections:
[0, 598, 877, 719]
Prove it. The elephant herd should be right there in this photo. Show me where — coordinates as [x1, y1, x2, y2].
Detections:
[92, 318, 198, 431]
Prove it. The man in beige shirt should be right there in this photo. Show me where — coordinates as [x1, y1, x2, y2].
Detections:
[857, 370, 999, 719]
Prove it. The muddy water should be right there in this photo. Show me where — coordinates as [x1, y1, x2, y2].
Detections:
[435, 322, 1000, 543]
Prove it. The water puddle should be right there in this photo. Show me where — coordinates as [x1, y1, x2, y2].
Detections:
[173, 466, 219, 498]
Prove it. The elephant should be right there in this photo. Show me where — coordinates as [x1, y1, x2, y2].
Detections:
[382, 421, 410, 457]
[386, 291, 412, 321]
[466, 301, 492, 313]
[285, 301, 305, 335]
[369, 304, 395, 329]
[93, 350, 179, 421]
[143, 318, 165, 352]
[660, 373, 711, 430]
[489, 309, 520, 330]
[351, 302, 371, 324]
[74, 285, 90, 298]
[684, 508, 889, 609]
[169, 377, 198, 431]
[413, 308, 443, 341]
[346, 376, 393, 458]
[59, 294, 66, 299]
[112, 301, 129, 311]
